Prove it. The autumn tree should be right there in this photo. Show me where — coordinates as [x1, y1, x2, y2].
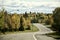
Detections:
[11, 13, 20, 31]
[0, 9, 6, 33]
[45, 14, 53, 25]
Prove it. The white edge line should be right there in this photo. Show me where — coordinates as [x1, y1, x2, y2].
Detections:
[33, 33, 37, 40]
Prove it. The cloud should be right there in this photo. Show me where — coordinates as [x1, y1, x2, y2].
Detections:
[19, 0, 60, 2]
[0, 0, 60, 13]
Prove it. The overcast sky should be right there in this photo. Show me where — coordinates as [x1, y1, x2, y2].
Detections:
[0, 0, 60, 13]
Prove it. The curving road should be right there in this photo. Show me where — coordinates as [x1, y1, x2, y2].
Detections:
[33, 23, 56, 40]
[0, 23, 56, 40]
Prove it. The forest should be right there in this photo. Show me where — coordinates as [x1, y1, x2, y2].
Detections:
[0, 7, 60, 33]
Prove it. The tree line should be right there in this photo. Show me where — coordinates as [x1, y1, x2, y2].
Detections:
[0, 9, 31, 33]
[0, 7, 60, 33]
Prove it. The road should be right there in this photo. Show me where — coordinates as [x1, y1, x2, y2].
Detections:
[33, 23, 53, 34]
[33, 23, 56, 40]
[0, 32, 35, 40]
[0, 23, 56, 40]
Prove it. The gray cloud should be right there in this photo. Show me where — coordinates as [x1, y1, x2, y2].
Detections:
[0, 0, 60, 13]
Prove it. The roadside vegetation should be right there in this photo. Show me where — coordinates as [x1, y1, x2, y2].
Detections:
[0, 24, 39, 34]
[44, 7, 60, 40]
[0, 9, 39, 34]
[45, 32, 60, 40]
[0, 7, 60, 40]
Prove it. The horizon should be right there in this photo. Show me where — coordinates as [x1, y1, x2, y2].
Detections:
[0, 0, 60, 13]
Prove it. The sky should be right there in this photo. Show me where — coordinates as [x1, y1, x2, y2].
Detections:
[0, 0, 60, 13]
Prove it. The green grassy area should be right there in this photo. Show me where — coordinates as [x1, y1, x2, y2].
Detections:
[45, 32, 60, 39]
[30, 25, 39, 32]
[44, 24, 60, 40]
[0, 25, 39, 35]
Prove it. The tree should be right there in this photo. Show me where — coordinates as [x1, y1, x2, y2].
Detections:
[19, 16, 24, 31]
[52, 7, 60, 31]
[45, 15, 53, 25]
[0, 9, 6, 34]
[25, 18, 31, 30]
[11, 13, 20, 31]
[4, 11, 9, 32]
[23, 12, 28, 18]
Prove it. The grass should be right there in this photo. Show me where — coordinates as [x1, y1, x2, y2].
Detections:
[31, 24, 39, 32]
[45, 32, 60, 39]
[44, 24, 60, 40]
[0, 25, 39, 35]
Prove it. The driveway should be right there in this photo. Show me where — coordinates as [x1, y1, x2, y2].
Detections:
[0, 23, 56, 40]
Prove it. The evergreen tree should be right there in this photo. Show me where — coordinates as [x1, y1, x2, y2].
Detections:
[52, 7, 60, 31]
[19, 16, 24, 31]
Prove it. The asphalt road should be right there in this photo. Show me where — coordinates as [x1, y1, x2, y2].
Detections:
[0, 23, 56, 40]
[33, 23, 56, 40]
[33, 23, 53, 34]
